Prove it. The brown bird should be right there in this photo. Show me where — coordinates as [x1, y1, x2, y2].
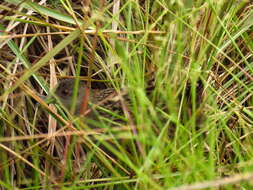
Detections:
[54, 79, 121, 117]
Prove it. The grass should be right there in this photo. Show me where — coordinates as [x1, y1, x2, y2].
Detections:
[1, 0, 253, 189]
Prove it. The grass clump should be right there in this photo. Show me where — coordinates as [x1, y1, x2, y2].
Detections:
[1, 0, 253, 189]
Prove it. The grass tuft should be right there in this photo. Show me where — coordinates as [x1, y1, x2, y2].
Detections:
[1, 0, 253, 189]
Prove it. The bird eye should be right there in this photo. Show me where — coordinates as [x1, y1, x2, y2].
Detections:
[61, 89, 70, 96]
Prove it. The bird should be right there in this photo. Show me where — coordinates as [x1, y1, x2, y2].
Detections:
[54, 79, 121, 117]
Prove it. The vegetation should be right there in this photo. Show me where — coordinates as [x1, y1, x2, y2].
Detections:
[1, 0, 253, 189]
